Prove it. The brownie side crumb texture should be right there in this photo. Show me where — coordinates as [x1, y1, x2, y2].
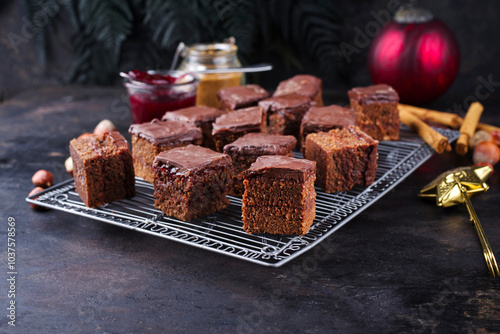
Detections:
[223, 133, 297, 196]
[69, 131, 135, 208]
[273, 75, 323, 107]
[161, 106, 225, 150]
[300, 105, 356, 152]
[128, 119, 202, 183]
[153, 145, 233, 222]
[304, 125, 378, 193]
[212, 106, 265, 152]
[217, 84, 269, 110]
[348, 84, 400, 141]
[258, 93, 311, 141]
[242, 155, 316, 236]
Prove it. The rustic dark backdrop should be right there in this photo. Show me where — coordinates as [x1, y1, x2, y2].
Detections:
[0, 0, 499, 108]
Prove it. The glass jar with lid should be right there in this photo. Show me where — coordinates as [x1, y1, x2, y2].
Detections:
[178, 38, 243, 108]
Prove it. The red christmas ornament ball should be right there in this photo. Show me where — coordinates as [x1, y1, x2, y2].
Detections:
[368, 5, 460, 105]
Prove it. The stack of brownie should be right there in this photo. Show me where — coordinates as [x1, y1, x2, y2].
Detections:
[67, 74, 403, 237]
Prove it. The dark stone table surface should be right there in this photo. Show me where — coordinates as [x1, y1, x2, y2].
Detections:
[1, 86, 499, 333]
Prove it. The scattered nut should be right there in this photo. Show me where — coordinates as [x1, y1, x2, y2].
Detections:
[28, 187, 48, 210]
[32, 170, 54, 188]
[78, 132, 92, 140]
[469, 130, 492, 149]
[473, 141, 500, 165]
[94, 119, 117, 136]
[65, 156, 74, 176]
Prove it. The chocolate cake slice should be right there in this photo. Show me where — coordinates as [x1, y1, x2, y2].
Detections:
[300, 105, 356, 152]
[273, 75, 323, 107]
[223, 133, 297, 196]
[304, 125, 378, 193]
[128, 119, 202, 183]
[161, 106, 225, 150]
[153, 145, 233, 221]
[242, 155, 316, 236]
[69, 131, 135, 208]
[258, 93, 311, 141]
[217, 84, 269, 110]
[212, 106, 265, 152]
[348, 84, 400, 141]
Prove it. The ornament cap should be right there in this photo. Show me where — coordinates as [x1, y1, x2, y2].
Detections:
[394, 3, 434, 24]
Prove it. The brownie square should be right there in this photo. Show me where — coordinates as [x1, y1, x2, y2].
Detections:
[212, 106, 265, 152]
[304, 125, 378, 193]
[223, 133, 297, 196]
[300, 105, 356, 152]
[128, 119, 202, 183]
[217, 84, 269, 110]
[273, 75, 323, 107]
[258, 93, 311, 141]
[153, 145, 233, 221]
[348, 84, 400, 141]
[242, 155, 316, 236]
[161, 106, 225, 150]
[69, 131, 135, 208]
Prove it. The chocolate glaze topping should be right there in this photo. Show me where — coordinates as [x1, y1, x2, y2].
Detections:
[258, 93, 311, 113]
[212, 107, 262, 133]
[348, 84, 399, 105]
[129, 119, 202, 145]
[217, 84, 269, 109]
[245, 155, 316, 181]
[105, 131, 130, 151]
[161, 106, 225, 124]
[224, 133, 297, 156]
[273, 75, 321, 98]
[154, 144, 231, 173]
[302, 105, 356, 128]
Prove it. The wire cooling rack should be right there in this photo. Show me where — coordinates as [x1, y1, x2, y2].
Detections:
[27, 127, 459, 267]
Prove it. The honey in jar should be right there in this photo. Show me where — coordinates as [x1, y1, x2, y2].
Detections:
[178, 40, 243, 108]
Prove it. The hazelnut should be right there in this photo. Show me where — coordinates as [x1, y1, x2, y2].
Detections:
[28, 187, 48, 210]
[65, 156, 74, 176]
[469, 130, 492, 149]
[473, 141, 500, 166]
[78, 132, 92, 140]
[94, 119, 117, 136]
[32, 170, 54, 188]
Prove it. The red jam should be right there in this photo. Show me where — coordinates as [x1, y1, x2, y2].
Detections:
[125, 70, 198, 124]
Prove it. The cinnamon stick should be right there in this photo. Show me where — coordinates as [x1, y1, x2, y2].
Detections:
[456, 102, 484, 155]
[399, 109, 450, 154]
[398, 104, 500, 134]
[398, 104, 462, 128]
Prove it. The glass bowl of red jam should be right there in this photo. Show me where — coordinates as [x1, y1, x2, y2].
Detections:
[124, 69, 198, 124]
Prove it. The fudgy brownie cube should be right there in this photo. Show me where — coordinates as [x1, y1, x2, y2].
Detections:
[223, 133, 297, 196]
[69, 131, 135, 208]
[153, 145, 233, 221]
[304, 125, 378, 193]
[161, 106, 225, 150]
[212, 106, 265, 152]
[128, 119, 202, 183]
[348, 84, 400, 141]
[242, 155, 316, 236]
[258, 93, 311, 141]
[273, 75, 323, 107]
[217, 84, 269, 110]
[300, 105, 356, 152]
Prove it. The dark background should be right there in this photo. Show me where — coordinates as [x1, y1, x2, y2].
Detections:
[1, 0, 499, 109]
